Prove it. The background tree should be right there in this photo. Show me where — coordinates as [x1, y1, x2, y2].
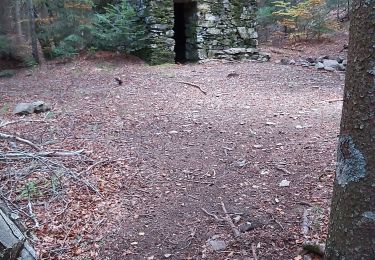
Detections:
[325, 0, 375, 258]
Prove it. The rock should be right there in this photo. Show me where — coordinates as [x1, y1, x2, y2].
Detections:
[317, 55, 329, 62]
[258, 52, 271, 61]
[323, 59, 340, 70]
[324, 66, 335, 72]
[223, 48, 246, 55]
[233, 215, 241, 224]
[280, 58, 290, 65]
[337, 64, 346, 71]
[306, 57, 316, 63]
[336, 57, 344, 63]
[279, 180, 290, 187]
[208, 237, 227, 251]
[239, 222, 255, 233]
[315, 62, 325, 70]
[342, 59, 347, 66]
[13, 101, 51, 115]
[32, 101, 51, 113]
[303, 255, 313, 260]
[246, 48, 259, 54]
[13, 103, 34, 115]
[237, 27, 249, 39]
[289, 59, 296, 65]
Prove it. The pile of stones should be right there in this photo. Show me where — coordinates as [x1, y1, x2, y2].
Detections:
[278, 56, 347, 72]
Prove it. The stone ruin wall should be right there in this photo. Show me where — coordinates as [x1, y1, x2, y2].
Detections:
[142, 0, 268, 65]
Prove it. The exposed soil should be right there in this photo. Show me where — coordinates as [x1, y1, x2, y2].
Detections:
[0, 42, 345, 260]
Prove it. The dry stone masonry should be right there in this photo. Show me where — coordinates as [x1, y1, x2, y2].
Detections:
[138, 0, 269, 64]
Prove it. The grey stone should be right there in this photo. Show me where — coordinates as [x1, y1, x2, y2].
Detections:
[315, 62, 325, 70]
[237, 27, 249, 39]
[223, 48, 246, 55]
[32, 101, 51, 113]
[13, 103, 34, 115]
[317, 55, 329, 62]
[324, 66, 335, 72]
[150, 24, 168, 31]
[13, 101, 51, 115]
[246, 48, 258, 54]
[239, 222, 255, 233]
[323, 59, 341, 70]
[336, 57, 344, 63]
[208, 238, 227, 251]
[280, 58, 290, 65]
[342, 59, 347, 66]
[258, 52, 270, 61]
[306, 57, 316, 63]
[289, 59, 296, 65]
[206, 28, 221, 35]
[337, 64, 346, 71]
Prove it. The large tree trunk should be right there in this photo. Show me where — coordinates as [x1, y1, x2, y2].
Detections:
[27, 0, 40, 63]
[324, 0, 375, 259]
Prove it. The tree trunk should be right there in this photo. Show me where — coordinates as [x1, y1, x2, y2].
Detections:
[324, 1, 375, 259]
[27, 0, 40, 63]
[15, 0, 23, 42]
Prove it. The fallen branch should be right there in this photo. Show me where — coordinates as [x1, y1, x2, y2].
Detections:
[251, 243, 258, 260]
[177, 81, 207, 95]
[201, 207, 223, 221]
[0, 133, 41, 151]
[302, 209, 310, 237]
[221, 201, 241, 237]
[78, 159, 110, 176]
[0, 150, 85, 160]
[0, 119, 50, 128]
[275, 166, 292, 175]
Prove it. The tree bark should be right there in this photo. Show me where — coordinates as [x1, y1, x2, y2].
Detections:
[15, 0, 23, 41]
[324, 0, 375, 259]
[27, 0, 40, 63]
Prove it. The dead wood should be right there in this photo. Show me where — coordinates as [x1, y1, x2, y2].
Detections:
[0, 119, 50, 128]
[177, 81, 207, 95]
[251, 243, 259, 260]
[0, 132, 41, 151]
[221, 201, 241, 237]
[0, 150, 85, 160]
[201, 207, 223, 222]
[302, 209, 310, 237]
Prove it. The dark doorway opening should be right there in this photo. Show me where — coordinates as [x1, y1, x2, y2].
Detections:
[173, 1, 198, 63]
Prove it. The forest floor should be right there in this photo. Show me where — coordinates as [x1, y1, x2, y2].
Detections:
[0, 35, 347, 260]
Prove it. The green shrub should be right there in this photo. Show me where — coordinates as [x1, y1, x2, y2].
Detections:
[91, 0, 148, 53]
[0, 70, 16, 78]
[36, 0, 94, 58]
[52, 34, 86, 57]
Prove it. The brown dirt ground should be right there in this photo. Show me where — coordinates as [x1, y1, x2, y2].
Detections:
[0, 40, 346, 260]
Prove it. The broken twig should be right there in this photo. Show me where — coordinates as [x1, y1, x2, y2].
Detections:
[177, 81, 207, 95]
[221, 201, 241, 237]
[0, 133, 41, 151]
[201, 207, 222, 221]
[251, 243, 259, 260]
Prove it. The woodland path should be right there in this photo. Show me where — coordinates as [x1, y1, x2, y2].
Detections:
[1, 57, 343, 259]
